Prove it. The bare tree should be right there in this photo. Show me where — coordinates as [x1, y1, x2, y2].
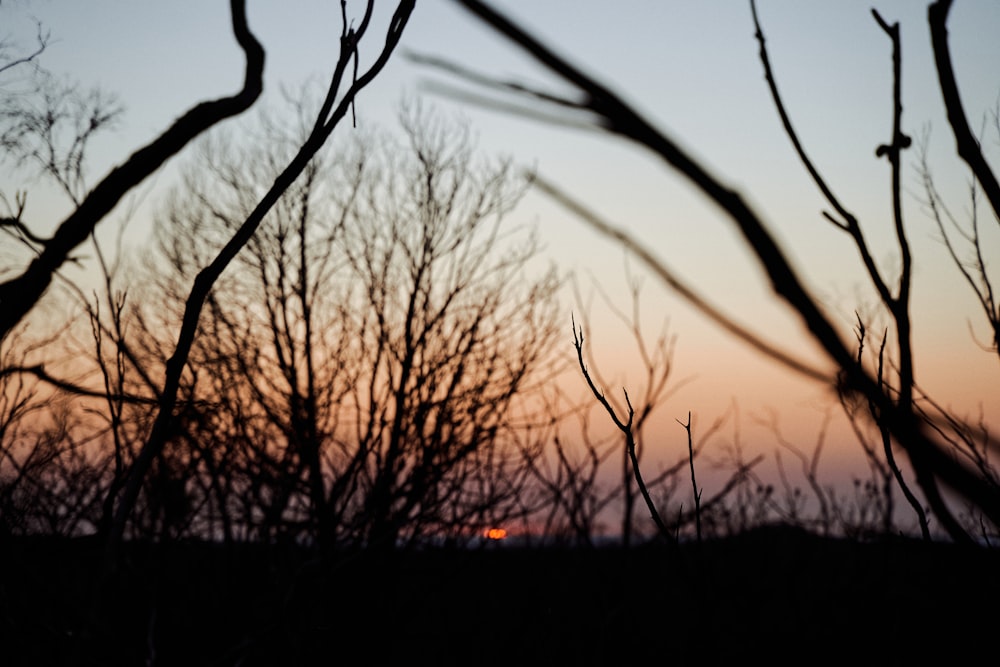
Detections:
[106, 0, 416, 550]
[516, 387, 620, 546]
[917, 120, 1000, 359]
[141, 102, 561, 550]
[572, 274, 679, 545]
[1, 72, 124, 205]
[0, 333, 117, 537]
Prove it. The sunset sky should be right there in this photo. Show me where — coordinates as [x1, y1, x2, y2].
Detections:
[4, 1, 999, 489]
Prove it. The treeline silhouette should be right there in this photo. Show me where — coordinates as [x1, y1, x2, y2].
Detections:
[4, 98, 898, 550]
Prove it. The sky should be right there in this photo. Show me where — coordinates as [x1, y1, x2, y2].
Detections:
[3, 1, 999, 492]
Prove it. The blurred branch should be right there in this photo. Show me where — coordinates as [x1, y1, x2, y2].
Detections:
[0, 0, 266, 342]
[0, 191, 46, 250]
[0, 19, 49, 76]
[539, 175, 830, 384]
[917, 123, 1000, 357]
[0, 363, 156, 405]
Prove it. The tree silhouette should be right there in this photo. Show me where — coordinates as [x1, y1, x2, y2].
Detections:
[126, 102, 561, 550]
[106, 0, 416, 551]
[0, 0, 419, 554]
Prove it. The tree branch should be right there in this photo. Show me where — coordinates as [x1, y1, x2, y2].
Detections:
[0, 0, 265, 342]
[929, 0, 1000, 222]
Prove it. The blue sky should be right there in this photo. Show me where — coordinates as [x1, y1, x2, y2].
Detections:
[4, 1, 999, 481]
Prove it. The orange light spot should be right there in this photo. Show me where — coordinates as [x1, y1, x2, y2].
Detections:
[484, 528, 507, 540]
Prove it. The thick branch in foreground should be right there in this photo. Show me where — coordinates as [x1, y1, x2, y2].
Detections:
[927, 0, 1000, 357]
[929, 0, 1000, 221]
[0, 0, 265, 342]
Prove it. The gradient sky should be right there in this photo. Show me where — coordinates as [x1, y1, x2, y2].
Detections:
[4, 1, 999, 487]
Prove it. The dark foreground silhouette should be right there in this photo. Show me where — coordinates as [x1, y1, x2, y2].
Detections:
[2, 527, 996, 665]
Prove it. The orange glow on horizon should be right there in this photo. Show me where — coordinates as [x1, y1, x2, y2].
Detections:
[484, 528, 507, 540]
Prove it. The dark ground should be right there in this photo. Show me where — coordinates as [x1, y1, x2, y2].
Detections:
[2, 527, 997, 665]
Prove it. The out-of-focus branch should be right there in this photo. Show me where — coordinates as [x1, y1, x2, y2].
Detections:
[918, 117, 1000, 357]
[0, 19, 49, 76]
[539, 176, 830, 384]
[0, 364, 156, 405]
[0, 191, 45, 249]
[0, 0, 265, 342]
[441, 0, 859, 383]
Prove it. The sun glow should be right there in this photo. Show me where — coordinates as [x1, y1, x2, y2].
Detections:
[484, 528, 507, 540]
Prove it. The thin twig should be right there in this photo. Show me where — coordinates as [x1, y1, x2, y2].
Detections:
[678, 411, 701, 543]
